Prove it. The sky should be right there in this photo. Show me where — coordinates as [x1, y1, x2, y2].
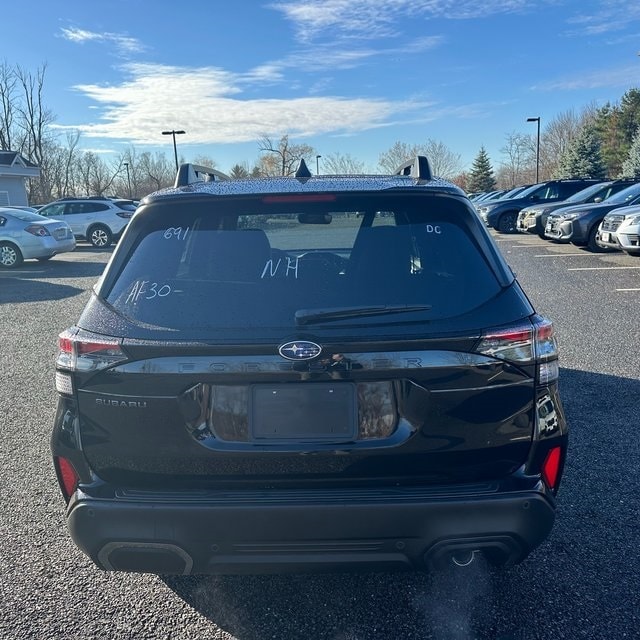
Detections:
[3, 0, 640, 175]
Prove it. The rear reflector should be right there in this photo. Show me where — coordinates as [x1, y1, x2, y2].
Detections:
[542, 446, 562, 491]
[54, 456, 79, 502]
[55, 370, 74, 395]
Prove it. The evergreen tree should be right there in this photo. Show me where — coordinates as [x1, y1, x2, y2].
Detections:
[467, 146, 496, 192]
[557, 126, 606, 179]
[621, 128, 640, 178]
[229, 163, 250, 179]
[593, 88, 640, 176]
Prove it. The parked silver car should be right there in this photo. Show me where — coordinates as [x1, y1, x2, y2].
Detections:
[595, 205, 640, 251]
[0, 207, 76, 268]
[614, 206, 640, 257]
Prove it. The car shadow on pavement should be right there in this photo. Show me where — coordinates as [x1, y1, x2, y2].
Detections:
[0, 276, 86, 303]
[0, 259, 107, 282]
[161, 366, 638, 640]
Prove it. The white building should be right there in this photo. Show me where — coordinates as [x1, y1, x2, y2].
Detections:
[0, 151, 40, 206]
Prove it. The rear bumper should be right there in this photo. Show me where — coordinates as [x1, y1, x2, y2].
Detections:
[67, 484, 556, 575]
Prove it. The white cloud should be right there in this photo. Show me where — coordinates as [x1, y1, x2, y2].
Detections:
[60, 63, 431, 144]
[531, 65, 640, 91]
[269, 0, 532, 41]
[60, 27, 145, 55]
[565, 3, 640, 36]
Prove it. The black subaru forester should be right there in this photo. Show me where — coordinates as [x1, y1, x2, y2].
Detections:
[52, 157, 567, 575]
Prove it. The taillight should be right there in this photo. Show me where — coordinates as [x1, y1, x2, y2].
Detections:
[542, 446, 562, 491]
[25, 224, 51, 237]
[476, 315, 559, 383]
[54, 456, 79, 502]
[56, 329, 127, 376]
[116, 211, 133, 218]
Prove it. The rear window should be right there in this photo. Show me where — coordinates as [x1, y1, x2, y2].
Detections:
[104, 193, 501, 333]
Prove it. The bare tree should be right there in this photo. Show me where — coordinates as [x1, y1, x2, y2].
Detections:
[15, 65, 54, 165]
[191, 154, 218, 169]
[137, 151, 173, 193]
[378, 142, 421, 174]
[378, 139, 462, 178]
[37, 133, 77, 200]
[0, 61, 18, 151]
[322, 152, 369, 175]
[499, 132, 534, 187]
[258, 135, 315, 176]
[75, 151, 119, 196]
[422, 139, 463, 179]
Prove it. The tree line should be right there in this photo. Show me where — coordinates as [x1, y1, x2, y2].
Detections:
[467, 88, 640, 193]
[2, 61, 639, 202]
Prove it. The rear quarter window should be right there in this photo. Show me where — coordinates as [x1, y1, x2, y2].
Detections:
[103, 194, 502, 335]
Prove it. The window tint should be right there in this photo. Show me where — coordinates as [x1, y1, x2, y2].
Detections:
[104, 195, 501, 334]
[606, 182, 640, 204]
[563, 183, 608, 203]
[64, 203, 83, 215]
[4, 210, 50, 223]
[40, 203, 65, 217]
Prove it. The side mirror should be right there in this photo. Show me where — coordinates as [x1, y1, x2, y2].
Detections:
[593, 197, 603, 203]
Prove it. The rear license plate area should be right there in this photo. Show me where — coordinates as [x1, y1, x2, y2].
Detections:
[250, 383, 357, 442]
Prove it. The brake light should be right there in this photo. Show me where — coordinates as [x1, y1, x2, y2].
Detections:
[54, 456, 79, 502]
[476, 316, 559, 382]
[542, 446, 562, 491]
[262, 194, 336, 203]
[25, 224, 51, 237]
[476, 324, 534, 362]
[56, 329, 127, 373]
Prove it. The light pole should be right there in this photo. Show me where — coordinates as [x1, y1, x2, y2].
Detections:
[162, 129, 186, 172]
[316, 154, 322, 175]
[123, 162, 131, 199]
[527, 117, 541, 183]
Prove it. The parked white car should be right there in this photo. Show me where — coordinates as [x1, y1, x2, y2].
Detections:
[614, 206, 640, 257]
[37, 197, 135, 247]
[595, 205, 640, 251]
[0, 207, 76, 268]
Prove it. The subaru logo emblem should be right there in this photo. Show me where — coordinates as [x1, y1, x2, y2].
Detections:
[278, 341, 322, 361]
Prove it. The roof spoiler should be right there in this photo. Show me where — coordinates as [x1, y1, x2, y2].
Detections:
[175, 163, 231, 188]
[395, 156, 432, 182]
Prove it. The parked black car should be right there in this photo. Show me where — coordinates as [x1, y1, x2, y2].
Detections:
[516, 179, 637, 238]
[52, 157, 567, 575]
[544, 182, 640, 250]
[478, 179, 601, 233]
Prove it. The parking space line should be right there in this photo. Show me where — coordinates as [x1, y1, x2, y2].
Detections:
[616, 288, 640, 291]
[534, 253, 586, 257]
[567, 266, 640, 271]
[503, 244, 545, 248]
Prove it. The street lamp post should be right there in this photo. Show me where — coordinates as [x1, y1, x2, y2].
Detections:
[527, 117, 541, 183]
[162, 130, 186, 172]
[123, 162, 131, 199]
[316, 154, 322, 175]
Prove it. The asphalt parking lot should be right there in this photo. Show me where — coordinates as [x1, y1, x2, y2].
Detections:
[1, 235, 639, 640]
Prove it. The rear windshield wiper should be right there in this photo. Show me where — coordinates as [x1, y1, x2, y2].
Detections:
[295, 304, 432, 325]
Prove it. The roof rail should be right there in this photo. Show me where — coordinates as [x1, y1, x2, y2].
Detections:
[395, 156, 432, 181]
[175, 163, 231, 188]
